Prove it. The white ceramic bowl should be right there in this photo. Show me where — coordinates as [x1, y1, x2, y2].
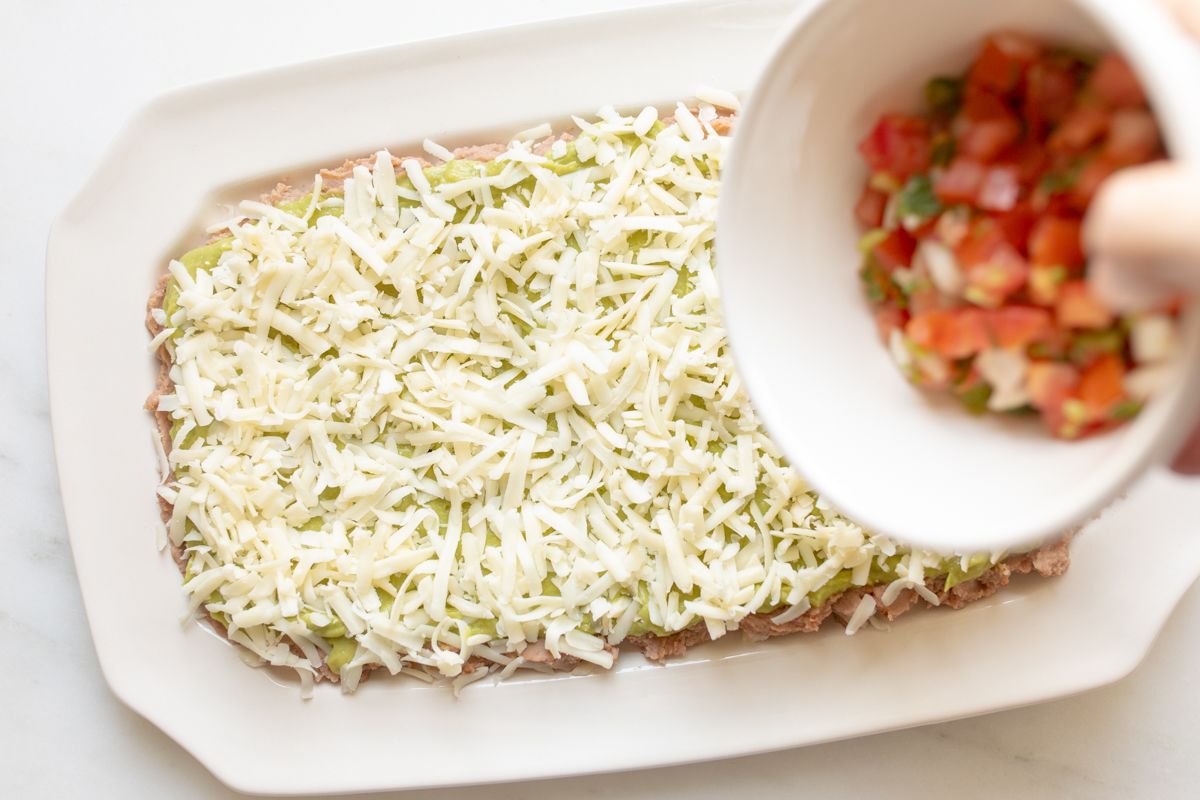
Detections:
[719, 0, 1200, 552]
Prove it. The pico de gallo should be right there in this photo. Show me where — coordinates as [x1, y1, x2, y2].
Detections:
[855, 33, 1179, 439]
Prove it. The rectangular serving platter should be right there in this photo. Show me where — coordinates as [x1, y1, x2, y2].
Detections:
[46, 0, 1200, 793]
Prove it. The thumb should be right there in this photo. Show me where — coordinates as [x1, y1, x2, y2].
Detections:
[1161, 0, 1200, 39]
[1085, 162, 1200, 312]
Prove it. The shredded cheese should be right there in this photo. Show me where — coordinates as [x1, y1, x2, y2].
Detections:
[157, 103, 991, 690]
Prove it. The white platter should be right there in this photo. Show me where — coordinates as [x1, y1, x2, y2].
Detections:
[46, 0, 1200, 794]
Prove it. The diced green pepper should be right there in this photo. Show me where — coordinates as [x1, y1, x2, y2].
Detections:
[858, 228, 891, 253]
[930, 133, 956, 167]
[1038, 161, 1083, 194]
[894, 175, 942, 224]
[1069, 328, 1125, 366]
[925, 76, 964, 116]
[1111, 399, 1143, 421]
[859, 257, 903, 306]
[955, 380, 993, 415]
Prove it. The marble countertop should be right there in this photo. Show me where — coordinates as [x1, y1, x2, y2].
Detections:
[5, 1, 1199, 796]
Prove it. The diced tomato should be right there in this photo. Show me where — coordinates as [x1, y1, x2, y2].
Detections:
[934, 208, 972, 248]
[1040, 393, 1090, 438]
[1030, 155, 1083, 214]
[1070, 156, 1118, 210]
[907, 308, 990, 358]
[907, 291, 945, 316]
[994, 32, 1043, 61]
[967, 33, 1042, 95]
[965, 260, 1028, 307]
[1027, 360, 1081, 409]
[958, 115, 1022, 162]
[992, 203, 1037, 252]
[987, 306, 1054, 348]
[958, 226, 1029, 306]
[906, 284, 944, 316]
[907, 215, 940, 240]
[1048, 107, 1110, 153]
[1056, 280, 1113, 328]
[871, 228, 917, 271]
[851, 35, 1172, 439]
[1028, 360, 1087, 437]
[961, 90, 1013, 122]
[957, 92, 1023, 162]
[1023, 61, 1078, 134]
[1087, 53, 1147, 109]
[933, 157, 986, 204]
[1027, 326, 1072, 360]
[858, 114, 932, 181]
[1039, 401, 1075, 438]
[1077, 354, 1127, 418]
[1105, 108, 1160, 166]
[854, 185, 889, 228]
[977, 165, 1022, 211]
[957, 224, 1006, 267]
[1031, 192, 1077, 218]
[1028, 264, 1070, 305]
[1028, 215, 1084, 267]
[874, 305, 909, 342]
[1009, 141, 1050, 185]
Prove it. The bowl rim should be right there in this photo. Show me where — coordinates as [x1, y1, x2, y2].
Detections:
[717, 0, 1200, 551]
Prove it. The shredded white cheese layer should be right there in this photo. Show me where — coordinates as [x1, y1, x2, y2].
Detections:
[157, 103, 984, 689]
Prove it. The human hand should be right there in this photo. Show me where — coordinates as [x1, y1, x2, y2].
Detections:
[1086, 0, 1200, 473]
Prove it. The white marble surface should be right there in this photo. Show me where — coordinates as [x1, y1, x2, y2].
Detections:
[4, 0, 1199, 796]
